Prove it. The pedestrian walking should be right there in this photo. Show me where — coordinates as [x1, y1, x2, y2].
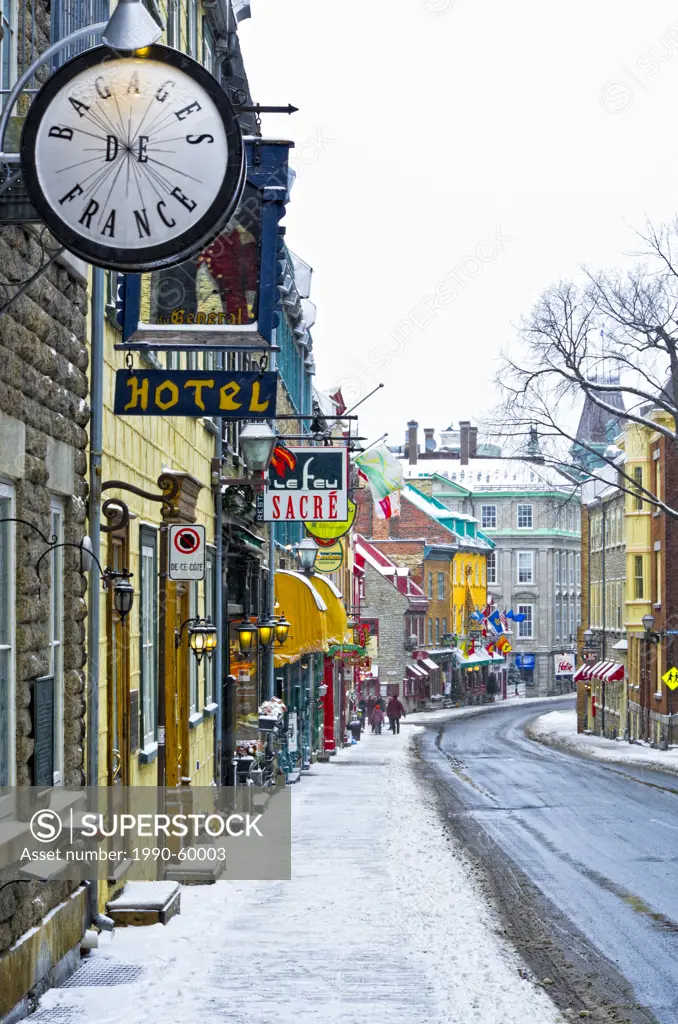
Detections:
[358, 698, 367, 732]
[386, 695, 406, 734]
[348, 715, 362, 742]
[371, 705, 385, 735]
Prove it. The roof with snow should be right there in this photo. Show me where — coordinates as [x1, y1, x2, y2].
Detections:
[406, 460, 576, 494]
[354, 535, 428, 610]
[575, 388, 625, 445]
[402, 485, 494, 551]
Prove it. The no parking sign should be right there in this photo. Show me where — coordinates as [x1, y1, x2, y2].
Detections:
[169, 525, 206, 581]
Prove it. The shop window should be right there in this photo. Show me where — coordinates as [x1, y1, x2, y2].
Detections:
[517, 604, 533, 639]
[140, 528, 158, 750]
[0, 484, 14, 786]
[517, 504, 533, 529]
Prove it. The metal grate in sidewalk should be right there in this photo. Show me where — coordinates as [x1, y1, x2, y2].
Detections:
[61, 959, 145, 987]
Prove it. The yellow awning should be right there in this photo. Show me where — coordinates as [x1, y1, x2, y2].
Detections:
[309, 574, 350, 647]
[274, 570, 328, 667]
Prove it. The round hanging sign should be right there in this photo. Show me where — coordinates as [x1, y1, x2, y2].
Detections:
[306, 499, 356, 545]
[20, 45, 245, 272]
[314, 542, 344, 573]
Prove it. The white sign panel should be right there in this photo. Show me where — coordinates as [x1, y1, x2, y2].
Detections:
[554, 653, 575, 676]
[169, 524, 206, 581]
[287, 712, 298, 753]
[257, 447, 348, 522]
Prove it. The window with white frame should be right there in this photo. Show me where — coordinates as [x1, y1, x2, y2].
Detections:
[189, 581, 199, 715]
[481, 505, 496, 529]
[204, 548, 215, 705]
[487, 550, 496, 584]
[437, 572, 445, 600]
[0, 484, 14, 787]
[569, 552, 574, 587]
[569, 600, 575, 638]
[517, 551, 534, 584]
[576, 553, 581, 586]
[452, 605, 457, 632]
[140, 529, 158, 749]
[555, 551, 560, 584]
[555, 597, 561, 639]
[517, 604, 533, 639]
[475, 563, 479, 585]
[48, 499, 64, 785]
[576, 598, 581, 627]
[1, 0, 17, 104]
[517, 504, 533, 529]
[452, 560, 457, 585]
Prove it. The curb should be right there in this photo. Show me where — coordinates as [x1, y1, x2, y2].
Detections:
[526, 718, 678, 779]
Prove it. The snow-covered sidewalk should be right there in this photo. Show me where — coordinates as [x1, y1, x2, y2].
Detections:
[528, 708, 678, 775]
[33, 728, 561, 1024]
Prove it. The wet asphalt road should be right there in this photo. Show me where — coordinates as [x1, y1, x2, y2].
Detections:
[417, 699, 678, 1024]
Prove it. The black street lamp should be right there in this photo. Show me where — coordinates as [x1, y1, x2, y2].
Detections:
[274, 614, 291, 646]
[176, 616, 218, 666]
[111, 571, 134, 624]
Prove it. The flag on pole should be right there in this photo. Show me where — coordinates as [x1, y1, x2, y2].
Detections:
[374, 490, 401, 519]
[354, 444, 403, 499]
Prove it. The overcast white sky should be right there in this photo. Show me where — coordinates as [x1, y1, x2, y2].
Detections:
[240, 1, 678, 447]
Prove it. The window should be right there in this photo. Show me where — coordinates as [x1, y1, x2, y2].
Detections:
[452, 560, 457, 585]
[577, 598, 581, 627]
[475, 563, 479, 586]
[453, 606, 457, 632]
[427, 573, 433, 600]
[203, 19, 216, 73]
[656, 551, 662, 606]
[437, 572, 445, 600]
[517, 504, 533, 529]
[204, 548, 215, 705]
[517, 604, 533, 639]
[442, 617, 447, 637]
[435, 618, 440, 643]
[569, 552, 574, 587]
[481, 505, 496, 529]
[517, 551, 534, 584]
[569, 601, 575, 639]
[555, 551, 560, 584]
[0, 484, 14, 786]
[166, 0, 181, 47]
[487, 551, 496, 584]
[140, 529, 158, 749]
[48, 499, 64, 785]
[576, 553, 581, 587]
[634, 555, 644, 600]
[186, 0, 198, 57]
[0, 0, 17, 103]
[555, 597, 561, 639]
[634, 466, 643, 510]
[189, 582, 199, 715]
[428, 619, 433, 645]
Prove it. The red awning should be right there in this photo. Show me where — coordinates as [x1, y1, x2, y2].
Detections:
[601, 661, 624, 682]
[573, 663, 591, 682]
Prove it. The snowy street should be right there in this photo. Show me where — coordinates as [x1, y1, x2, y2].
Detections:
[32, 723, 560, 1024]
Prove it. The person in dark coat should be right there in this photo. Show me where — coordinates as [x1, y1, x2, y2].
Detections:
[386, 695, 407, 734]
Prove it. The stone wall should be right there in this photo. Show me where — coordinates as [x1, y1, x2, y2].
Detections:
[360, 563, 408, 698]
[0, 223, 89, 966]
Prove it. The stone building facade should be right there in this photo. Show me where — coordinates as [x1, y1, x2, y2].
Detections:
[0, 228, 90, 1012]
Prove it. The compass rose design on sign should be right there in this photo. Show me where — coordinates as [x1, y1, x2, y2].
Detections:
[20, 45, 245, 272]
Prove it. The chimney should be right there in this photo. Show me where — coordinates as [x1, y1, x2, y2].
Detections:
[407, 420, 418, 465]
[469, 426, 478, 458]
[423, 428, 436, 454]
[459, 420, 470, 465]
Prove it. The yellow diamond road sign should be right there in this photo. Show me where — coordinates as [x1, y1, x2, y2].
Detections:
[662, 667, 678, 691]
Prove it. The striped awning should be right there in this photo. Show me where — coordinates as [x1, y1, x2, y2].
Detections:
[577, 660, 624, 682]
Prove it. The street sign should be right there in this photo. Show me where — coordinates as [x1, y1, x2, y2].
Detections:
[169, 524, 206, 580]
[662, 667, 678, 691]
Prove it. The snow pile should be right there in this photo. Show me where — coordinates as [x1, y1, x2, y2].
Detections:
[529, 709, 678, 775]
[34, 733, 562, 1024]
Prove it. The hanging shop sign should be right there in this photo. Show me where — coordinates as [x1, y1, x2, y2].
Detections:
[20, 45, 245, 272]
[256, 447, 348, 522]
[169, 524, 205, 580]
[305, 498, 356, 544]
[554, 653, 575, 676]
[113, 369, 277, 418]
[314, 542, 344, 573]
[515, 653, 535, 670]
[116, 139, 292, 348]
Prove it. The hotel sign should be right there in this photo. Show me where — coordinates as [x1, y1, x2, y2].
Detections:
[114, 369, 277, 418]
[257, 447, 348, 522]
